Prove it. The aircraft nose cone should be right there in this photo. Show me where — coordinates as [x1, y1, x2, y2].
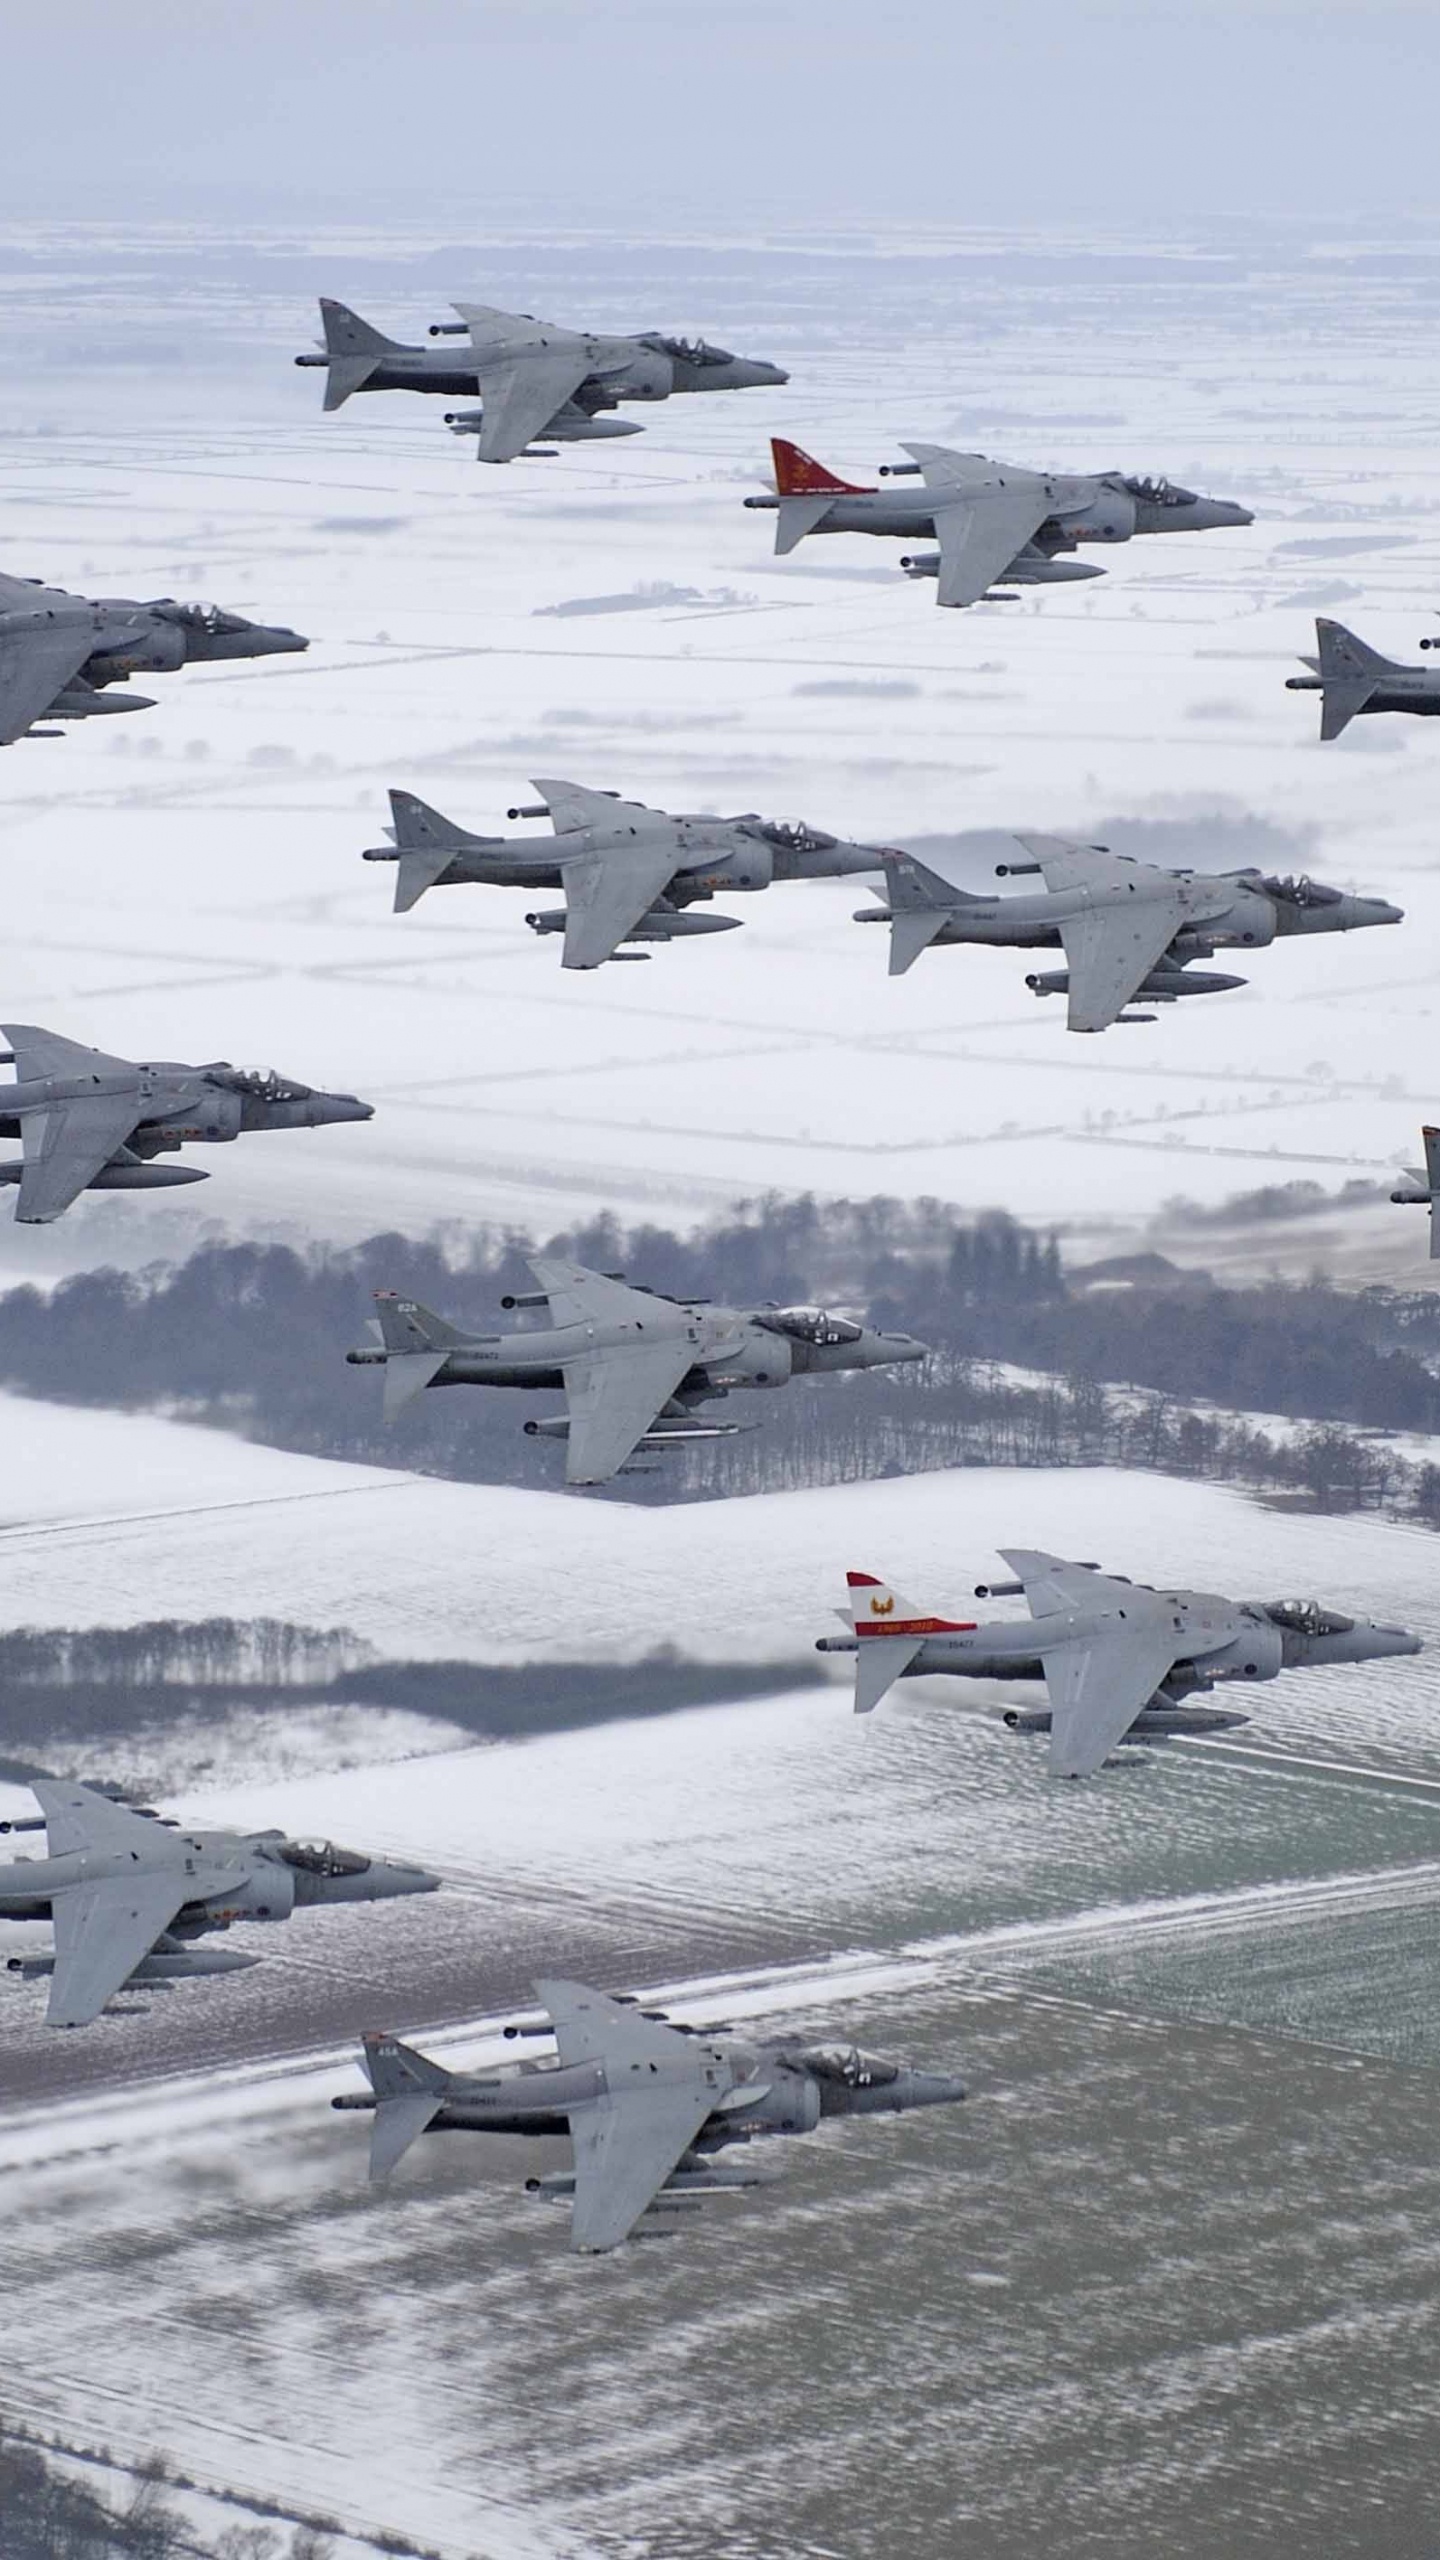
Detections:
[732, 359, 788, 388]
[321, 1093, 374, 1124]
[382, 1861, 442, 1895]
[885, 1333, 929, 1362]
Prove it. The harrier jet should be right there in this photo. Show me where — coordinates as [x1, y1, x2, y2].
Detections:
[332, 1979, 965, 2251]
[817, 1554, 1421, 1777]
[347, 1259, 926, 1485]
[362, 781, 884, 961]
[296, 297, 786, 461]
[854, 837, 1401, 1032]
[0, 1023, 373, 1223]
[1391, 1127, 1440, 1255]
[1287, 617, 1440, 740]
[0, 570, 306, 745]
[743, 438, 1253, 607]
[0, 1780, 438, 2028]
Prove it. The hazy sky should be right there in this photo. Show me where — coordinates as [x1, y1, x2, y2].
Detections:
[6, 0, 1438, 229]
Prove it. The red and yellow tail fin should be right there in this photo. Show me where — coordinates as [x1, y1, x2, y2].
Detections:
[771, 437, 873, 497]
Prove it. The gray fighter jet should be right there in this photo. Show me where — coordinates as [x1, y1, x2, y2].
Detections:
[296, 298, 786, 462]
[347, 1259, 926, 1485]
[855, 836, 1401, 1032]
[1391, 1127, 1440, 1254]
[0, 1780, 439, 2028]
[817, 1556, 1421, 1777]
[362, 780, 883, 961]
[0, 570, 306, 746]
[1286, 617, 1440, 740]
[743, 437, 1253, 608]
[331, 1979, 964, 2251]
[0, 1023, 373, 1224]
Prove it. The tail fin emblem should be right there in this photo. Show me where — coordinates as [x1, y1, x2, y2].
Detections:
[870, 1594, 895, 1617]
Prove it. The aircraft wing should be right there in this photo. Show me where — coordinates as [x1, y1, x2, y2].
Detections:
[1010, 838, 1184, 1031]
[539, 1981, 726, 2251]
[1039, 1621, 1186, 1778]
[898, 446, 1053, 609]
[526, 1255, 671, 1330]
[930, 495, 1054, 609]
[450, 314, 591, 462]
[556, 843, 683, 967]
[0, 622, 96, 745]
[45, 1872, 190, 2026]
[534, 780, 668, 839]
[561, 1337, 698, 1482]
[12, 1092, 143, 1224]
[996, 1552, 1184, 1776]
[31, 1778, 162, 1859]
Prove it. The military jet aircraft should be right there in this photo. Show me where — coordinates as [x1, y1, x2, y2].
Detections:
[854, 836, 1401, 1032]
[296, 297, 786, 462]
[1286, 617, 1440, 740]
[1391, 1126, 1440, 1255]
[347, 1258, 926, 1485]
[362, 780, 884, 960]
[331, 1978, 964, 2251]
[742, 438, 1253, 608]
[0, 1023, 373, 1224]
[0, 1779, 439, 2028]
[816, 1554, 1421, 1777]
[0, 569, 306, 746]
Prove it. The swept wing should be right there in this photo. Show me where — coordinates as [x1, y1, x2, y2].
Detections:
[0, 621, 96, 745]
[451, 307, 594, 462]
[560, 1339, 698, 1483]
[900, 445, 1054, 609]
[30, 1782, 251, 2027]
[46, 1873, 193, 2027]
[1014, 837, 1188, 1031]
[540, 1980, 730, 2250]
[998, 1549, 1185, 1777]
[528, 779, 682, 967]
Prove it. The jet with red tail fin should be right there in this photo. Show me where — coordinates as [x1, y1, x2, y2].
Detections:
[745, 436, 1251, 607]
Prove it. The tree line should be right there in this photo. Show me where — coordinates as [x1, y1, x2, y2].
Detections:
[1, 1195, 1437, 1517]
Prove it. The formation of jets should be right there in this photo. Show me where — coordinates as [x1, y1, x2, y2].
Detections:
[7, 270, 1439, 2263]
[347, 1259, 925, 1484]
[818, 1555, 1421, 1779]
[0, 570, 305, 746]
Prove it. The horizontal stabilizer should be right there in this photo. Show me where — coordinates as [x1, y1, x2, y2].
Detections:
[774, 495, 838, 555]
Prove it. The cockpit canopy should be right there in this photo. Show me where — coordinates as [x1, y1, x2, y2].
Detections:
[205, 1063, 313, 1101]
[792, 2043, 898, 2088]
[760, 1306, 864, 1346]
[152, 602, 252, 636]
[1264, 1599, 1354, 1637]
[641, 333, 736, 366]
[746, 819, 839, 853]
[278, 1839, 371, 1877]
[1260, 873, 1344, 910]
[1122, 475, 1199, 506]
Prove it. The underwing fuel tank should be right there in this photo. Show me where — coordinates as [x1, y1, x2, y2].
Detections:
[443, 408, 643, 443]
[7, 1946, 260, 1985]
[1026, 967, 1247, 1002]
[525, 907, 742, 942]
[0, 1160, 210, 1192]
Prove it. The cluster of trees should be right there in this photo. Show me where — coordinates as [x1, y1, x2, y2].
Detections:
[0, 2420, 350, 2560]
[0, 1625, 822, 1760]
[1, 1195, 1438, 1519]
